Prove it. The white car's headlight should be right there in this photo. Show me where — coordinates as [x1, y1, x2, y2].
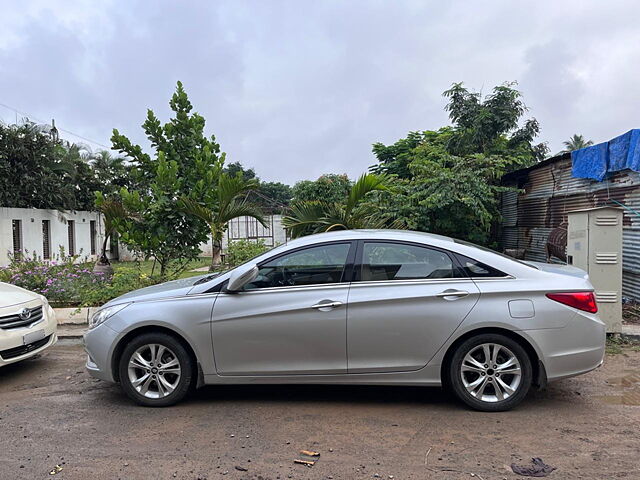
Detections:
[89, 303, 131, 329]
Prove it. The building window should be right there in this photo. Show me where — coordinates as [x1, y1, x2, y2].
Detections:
[90, 220, 97, 255]
[42, 220, 51, 260]
[12, 220, 22, 259]
[67, 220, 76, 256]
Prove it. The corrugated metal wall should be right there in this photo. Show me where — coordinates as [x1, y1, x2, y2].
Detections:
[501, 155, 640, 301]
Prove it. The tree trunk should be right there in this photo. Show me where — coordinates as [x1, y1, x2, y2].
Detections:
[93, 232, 113, 276]
[98, 234, 111, 265]
[210, 229, 223, 272]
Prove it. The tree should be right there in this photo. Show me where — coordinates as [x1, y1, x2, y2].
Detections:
[90, 150, 131, 194]
[94, 193, 130, 274]
[224, 161, 256, 181]
[291, 174, 352, 203]
[372, 129, 514, 244]
[220, 161, 293, 212]
[563, 134, 593, 152]
[257, 181, 292, 212]
[282, 173, 398, 238]
[0, 121, 115, 211]
[442, 81, 548, 163]
[107, 81, 224, 278]
[369, 82, 546, 245]
[179, 173, 266, 270]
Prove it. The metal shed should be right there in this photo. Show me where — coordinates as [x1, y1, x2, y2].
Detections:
[500, 153, 640, 301]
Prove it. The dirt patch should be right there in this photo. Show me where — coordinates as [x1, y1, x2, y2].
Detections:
[1, 344, 639, 479]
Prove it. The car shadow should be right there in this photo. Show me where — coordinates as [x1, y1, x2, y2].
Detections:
[0, 354, 47, 381]
[189, 383, 453, 408]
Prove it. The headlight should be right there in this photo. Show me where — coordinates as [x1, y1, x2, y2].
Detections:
[40, 295, 56, 320]
[89, 303, 131, 329]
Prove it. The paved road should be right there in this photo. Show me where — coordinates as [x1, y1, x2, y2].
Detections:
[1, 342, 639, 480]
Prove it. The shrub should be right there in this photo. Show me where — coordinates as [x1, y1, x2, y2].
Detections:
[78, 266, 156, 307]
[1, 251, 158, 307]
[225, 239, 270, 267]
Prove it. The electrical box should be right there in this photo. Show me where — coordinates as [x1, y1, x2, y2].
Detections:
[566, 206, 623, 333]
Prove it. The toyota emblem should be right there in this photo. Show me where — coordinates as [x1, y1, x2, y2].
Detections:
[18, 308, 32, 320]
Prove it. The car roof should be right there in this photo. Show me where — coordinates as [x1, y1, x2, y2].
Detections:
[281, 229, 455, 249]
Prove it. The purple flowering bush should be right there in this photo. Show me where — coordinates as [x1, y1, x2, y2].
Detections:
[0, 251, 156, 306]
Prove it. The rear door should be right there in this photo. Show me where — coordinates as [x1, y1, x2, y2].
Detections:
[346, 240, 480, 373]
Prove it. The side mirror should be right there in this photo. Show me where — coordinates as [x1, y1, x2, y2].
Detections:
[225, 264, 259, 292]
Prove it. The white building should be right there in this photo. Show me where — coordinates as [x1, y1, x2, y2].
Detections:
[0, 208, 287, 267]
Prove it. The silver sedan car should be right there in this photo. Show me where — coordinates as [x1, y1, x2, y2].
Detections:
[84, 230, 606, 411]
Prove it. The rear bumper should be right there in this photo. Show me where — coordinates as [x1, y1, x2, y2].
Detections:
[525, 311, 606, 381]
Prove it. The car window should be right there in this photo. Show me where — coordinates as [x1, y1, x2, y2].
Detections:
[361, 242, 462, 281]
[455, 254, 508, 278]
[244, 243, 351, 290]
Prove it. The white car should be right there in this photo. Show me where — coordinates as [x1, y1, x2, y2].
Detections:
[0, 282, 57, 367]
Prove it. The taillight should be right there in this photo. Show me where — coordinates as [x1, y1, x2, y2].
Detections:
[546, 292, 598, 313]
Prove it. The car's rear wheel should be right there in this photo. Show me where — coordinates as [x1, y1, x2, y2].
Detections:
[448, 333, 532, 412]
[118, 332, 194, 407]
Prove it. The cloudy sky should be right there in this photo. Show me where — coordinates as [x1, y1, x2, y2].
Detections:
[1, 1, 639, 184]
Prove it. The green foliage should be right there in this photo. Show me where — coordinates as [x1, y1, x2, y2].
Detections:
[283, 173, 399, 238]
[369, 82, 547, 245]
[225, 239, 270, 267]
[77, 266, 156, 307]
[292, 174, 352, 203]
[178, 172, 267, 269]
[220, 161, 293, 212]
[108, 81, 226, 278]
[224, 161, 256, 181]
[563, 134, 593, 152]
[442, 81, 547, 162]
[0, 122, 126, 210]
[257, 181, 292, 212]
[94, 193, 130, 263]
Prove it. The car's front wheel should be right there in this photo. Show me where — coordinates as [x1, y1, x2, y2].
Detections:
[448, 333, 532, 412]
[118, 332, 194, 407]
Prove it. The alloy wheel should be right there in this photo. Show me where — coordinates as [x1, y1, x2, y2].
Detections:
[127, 343, 182, 399]
[460, 342, 522, 403]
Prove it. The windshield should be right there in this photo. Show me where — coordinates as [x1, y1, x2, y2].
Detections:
[192, 243, 282, 285]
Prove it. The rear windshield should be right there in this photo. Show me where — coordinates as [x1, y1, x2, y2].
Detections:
[452, 239, 539, 270]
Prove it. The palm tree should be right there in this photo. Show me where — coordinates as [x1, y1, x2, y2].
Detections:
[179, 173, 267, 270]
[94, 196, 129, 275]
[563, 134, 593, 152]
[282, 173, 399, 238]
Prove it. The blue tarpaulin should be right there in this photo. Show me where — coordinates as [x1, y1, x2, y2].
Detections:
[571, 129, 640, 181]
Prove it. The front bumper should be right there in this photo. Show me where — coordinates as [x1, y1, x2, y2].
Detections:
[0, 302, 58, 367]
[83, 321, 120, 383]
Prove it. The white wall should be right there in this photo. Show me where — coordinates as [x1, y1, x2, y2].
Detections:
[1, 209, 287, 266]
[0, 207, 106, 266]
[199, 214, 288, 256]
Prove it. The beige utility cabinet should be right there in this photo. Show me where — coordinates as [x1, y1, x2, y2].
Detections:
[566, 206, 623, 333]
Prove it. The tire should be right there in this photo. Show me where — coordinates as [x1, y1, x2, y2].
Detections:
[118, 332, 194, 407]
[447, 333, 532, 412]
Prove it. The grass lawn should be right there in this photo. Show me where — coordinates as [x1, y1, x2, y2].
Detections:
[111, 257, 212, 279]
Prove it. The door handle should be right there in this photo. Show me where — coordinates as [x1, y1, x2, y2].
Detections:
[436, 289, 469, 299]
[311, 301, 343, 309]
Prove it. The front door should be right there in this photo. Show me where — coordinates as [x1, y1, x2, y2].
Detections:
[347, 241, 480, 373]
[211, 242, 354, 376]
